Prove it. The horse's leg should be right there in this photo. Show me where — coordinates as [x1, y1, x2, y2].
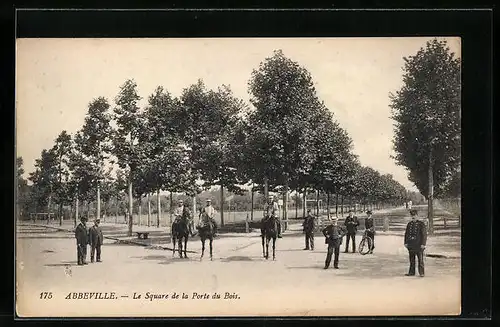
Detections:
[172, 236, 176, 257]
[265, 237, 270, 260]
[184, 236, 188, 259]
[200, 237, 205, 261]
[261, 234, 265, 258]
[178, 238, 183, 258]
[209, 237, 213, 261]
[272, 237, 276, 261]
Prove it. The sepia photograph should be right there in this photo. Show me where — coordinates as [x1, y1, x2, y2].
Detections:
[15, 37, 461, 317]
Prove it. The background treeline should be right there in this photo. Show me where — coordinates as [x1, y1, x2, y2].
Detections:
[17, 39, 460, 235]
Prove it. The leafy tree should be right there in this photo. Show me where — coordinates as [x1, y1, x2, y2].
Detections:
[16, 157, 30, 218]
[391, 38, 461, 234]
[246, 49, 326, 223]
[28, 149, 58, 214]
[50, 130, 73, 225]
[112, 79, 144, 236]
[178, 81, 248, 225]
[76, 97, 113, 220]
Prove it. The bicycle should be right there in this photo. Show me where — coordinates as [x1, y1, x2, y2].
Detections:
[358, 229, 373, 255]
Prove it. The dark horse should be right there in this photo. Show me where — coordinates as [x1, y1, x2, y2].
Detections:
[196, 213, 217, 261]
[261, 215, 278, 260]
[171, 218, 189, 258]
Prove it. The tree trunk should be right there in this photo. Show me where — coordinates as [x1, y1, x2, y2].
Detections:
[97, 183, 101, 220]
[74, 194, 79, 228]
[250, 184, 254, 221]
[147, 194, 151, 227]
[303, 190, 307, 219]
[138, 196, 142, 226]
[220, 185, 225, 227]
[295, 192, 299, 219]
[169, 192, 173, 226]
[316, 190, 320, 217]
[58, 203, 63, 226]
[327, 192, 330, 219]
[341, 195, 344, 216]
[335, 193, 339, 215]
[157, 190, 161, 228]
[264, 177, 269, 199]
[128, 181, 133, 237]
[115, 195, 118, 224]
[428, 150, 434, 235]
[192, 195, 197, 225]
[284, 176, 289, 231]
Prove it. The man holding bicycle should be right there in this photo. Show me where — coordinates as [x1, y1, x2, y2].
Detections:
[364, 210, 375, 254]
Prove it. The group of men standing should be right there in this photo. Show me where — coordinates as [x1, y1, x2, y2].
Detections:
[303, 208, 426, 276]
[74, 217, 104, 265]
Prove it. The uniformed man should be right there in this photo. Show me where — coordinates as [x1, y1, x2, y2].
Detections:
[302, 209, 315, 250]
[199, 199, 218, 235]
[404, 209, 427, 277]
[75, 216, 89, 265]
[173, 199, 196, 237]
[343, 210, 359, 253]
[364, 210, 375, 254]
[322, 217, 346, 269]
[261, 194, 282, 238]
[89, 218, 104, 263]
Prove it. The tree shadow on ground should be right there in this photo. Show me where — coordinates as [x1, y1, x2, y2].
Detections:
[220, 256, 258, 262]
[45, 260, 79, 267]
[280, 248, 313, 252]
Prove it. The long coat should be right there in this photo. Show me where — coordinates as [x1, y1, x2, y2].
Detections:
[344, 216, 359, 234]
[89, 225, 104, 246]
[75, 222, 89, 245]
[322, 224, 346, 246]
[404, 219, 427, 250]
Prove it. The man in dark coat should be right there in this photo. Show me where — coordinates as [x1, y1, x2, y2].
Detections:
[404, 209, 427, 277]
[322, 217, 346, 269]
[75, 216, 89, 265]
[89, 218, 104, 263]
[344, 210, 359, 253]
[364, 210, 376, 254]
[302, 209, 316, 250]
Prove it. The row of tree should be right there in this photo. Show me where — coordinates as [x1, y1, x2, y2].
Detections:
[18, 43, 456, 236]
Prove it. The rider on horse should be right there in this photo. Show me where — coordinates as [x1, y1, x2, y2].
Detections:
[173, 199, 196, 237]
[198, 199, 218, 235]
[261, 194, 282, 238]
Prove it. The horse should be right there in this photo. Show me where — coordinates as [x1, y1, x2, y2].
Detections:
[261, 215, 278, 260]
[171, 218, 189, 259]
[196, 213, 217, 261]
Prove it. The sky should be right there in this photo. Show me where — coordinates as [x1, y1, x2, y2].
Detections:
[15, 37, 461, 192]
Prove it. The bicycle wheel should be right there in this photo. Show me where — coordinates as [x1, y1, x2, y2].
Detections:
[359, 236, 373, 255]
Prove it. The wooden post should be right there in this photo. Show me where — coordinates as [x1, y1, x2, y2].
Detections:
[245, 213, 249, 233]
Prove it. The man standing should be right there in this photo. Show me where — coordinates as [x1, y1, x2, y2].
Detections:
[404, 209, 427, 277]
[75, 216, 89, 265]
[173, 199, 195, 237]
[200, 199, 218, 235]
[322, 217, 346, 269]
[364, 210, 376, 254]
[262, 194, 282, 238]
[302, 209, 315, 250]
[89, 218, 104, 263]
[344, 210, 359, 253]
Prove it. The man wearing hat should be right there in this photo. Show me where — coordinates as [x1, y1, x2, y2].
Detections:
[344, 210, 359, 253]
[322, 217, 346, 269]
[74, 216, 89, 265]
[89, 218, 104, 263]
[174, 199, 195, 237]
[404, 209, 427, 277]
[302, 209, 316, 250]
[199, 199, 218, 235]
[262, 194, 282, 238]
[364, 210, 376, 254]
